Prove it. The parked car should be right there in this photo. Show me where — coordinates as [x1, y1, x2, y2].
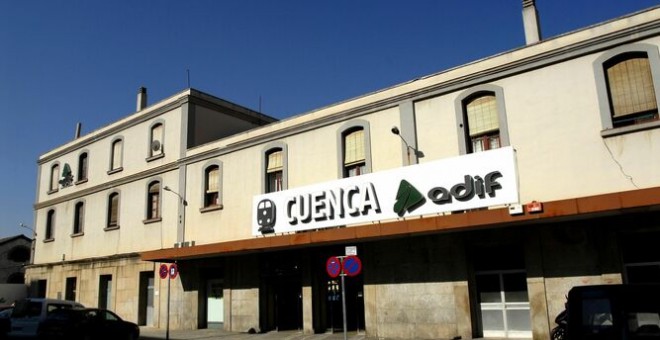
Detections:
[8, 298, 84, 338]
[37, 308, 139, 340]
[552, 284, 660, 340]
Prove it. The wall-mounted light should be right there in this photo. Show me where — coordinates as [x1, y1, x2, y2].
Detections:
[391, 126, 424, 165]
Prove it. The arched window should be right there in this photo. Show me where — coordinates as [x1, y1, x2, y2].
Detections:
[49, 163, 59, 193]
[107, 192, 120, 228]
[455, 85, 509, 155]
[77, 152, 88, 183]
[110, 138, 123, 172]
[45, 209, 55, 240]
[343, 127, 366, 177]
[146, 181, 161, 220]
[204, 165, 220, 207]
[73, 201, 84, 235]
[464, 93, 501, 153]
[149, 122, 164, 159]
[266, 149, 283, 193]
[604, 53, 658, 127]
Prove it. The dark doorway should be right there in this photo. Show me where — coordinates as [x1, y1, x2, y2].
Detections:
[260, 252, 303, 332]
[138, 271, 155, 326]
[312, 248, 365, 333]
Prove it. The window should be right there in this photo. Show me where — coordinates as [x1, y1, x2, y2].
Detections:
[594, 44, 660, 133]
[455, 85, 509, 154]
[107, 192, 119, 229]
[605, 53, 658, 127]
[110, 138, 123, 173]
[343, 128, 366, 177]
[146, 181, 161, 220]
[465, 93, 501, 153]
[73, 201, 84, 235]
[49, 163, 59, 193]
[77, 152, 88, 183]
[204, 165, 220, 207]
[148, 122, 164, 159]
[266, 149, 283, 193]
[45, 209, 55, 241]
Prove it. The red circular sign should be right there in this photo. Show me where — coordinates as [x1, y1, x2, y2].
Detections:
[169, 263, 178, 279]
[326, 256, 341, 278]
[159, 264, 169, 279]
[342, 255, 362, 277]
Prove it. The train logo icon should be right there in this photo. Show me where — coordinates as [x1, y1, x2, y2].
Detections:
[257, 199, 276, 234]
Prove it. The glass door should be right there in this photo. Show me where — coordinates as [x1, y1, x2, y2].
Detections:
[476, 271, 531, 338]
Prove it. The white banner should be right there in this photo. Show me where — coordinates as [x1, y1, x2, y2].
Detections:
[252, 147, 519, 236]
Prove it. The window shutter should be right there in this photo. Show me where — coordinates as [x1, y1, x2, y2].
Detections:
[466, 95, 499, 137]
[267, 151, 283, 173]
[607, 56, 657, 118]
[207, 167, 219, 193]
[344, 129, 365, 165]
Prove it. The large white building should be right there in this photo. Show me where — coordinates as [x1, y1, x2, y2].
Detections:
[27, 4, 660, 339]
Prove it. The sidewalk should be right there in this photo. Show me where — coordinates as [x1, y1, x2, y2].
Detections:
[139, 327, 368, 340]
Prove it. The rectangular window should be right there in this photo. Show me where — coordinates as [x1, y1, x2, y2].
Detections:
[205, 166, 220, 207]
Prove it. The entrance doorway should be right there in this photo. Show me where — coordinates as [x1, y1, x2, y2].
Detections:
[260, 252, 303, 332]
[138, 271, 155, 326]
[207, 279, 224, 328]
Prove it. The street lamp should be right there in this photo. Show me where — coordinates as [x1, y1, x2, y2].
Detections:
[391, 126, 424, 165]
[163, 186, 188, 246]
[19, 223, 36, 265]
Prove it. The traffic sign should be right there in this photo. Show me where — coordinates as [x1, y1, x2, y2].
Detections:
[326, 256, 341, 278]
[169, 263, 178, 279]
[342, 255, 362, 277]
[159, 264, 169, 279]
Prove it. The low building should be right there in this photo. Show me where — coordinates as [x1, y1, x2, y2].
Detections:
[26, 4, 660, 340]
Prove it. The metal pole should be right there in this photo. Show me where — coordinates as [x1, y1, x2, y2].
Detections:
[341, 272, 348, 340]
[166, 275, 171, 340]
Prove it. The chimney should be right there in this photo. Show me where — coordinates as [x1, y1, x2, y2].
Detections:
[75, 122, 82, 139]
[522, 0, 541, 44]
[137, 87, 147, 111]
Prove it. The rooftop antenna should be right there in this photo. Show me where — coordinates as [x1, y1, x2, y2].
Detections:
[186, 69, 191, 88]
[259, 95, 262, 113]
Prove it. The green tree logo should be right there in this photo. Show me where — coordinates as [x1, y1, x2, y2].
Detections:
[393, 180, 425, 217]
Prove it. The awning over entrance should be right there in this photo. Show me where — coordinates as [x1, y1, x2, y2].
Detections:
[140, 187, 660, 263]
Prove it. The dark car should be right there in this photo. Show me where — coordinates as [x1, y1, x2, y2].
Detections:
[37, 308, 139, 340]
[553, 284, 660, 340]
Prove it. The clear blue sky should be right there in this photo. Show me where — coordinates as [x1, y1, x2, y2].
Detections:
[1, 1, 657, 238]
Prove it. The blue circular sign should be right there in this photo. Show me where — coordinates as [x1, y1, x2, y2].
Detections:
[343, 255, 362, 277]
[326, 256, 341, 278]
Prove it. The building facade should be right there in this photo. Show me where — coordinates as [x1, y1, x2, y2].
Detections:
[27, 6, 660, 340]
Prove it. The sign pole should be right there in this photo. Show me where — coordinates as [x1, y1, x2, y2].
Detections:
[340, 269, 348, 340]
[166, 274, 171, 340]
